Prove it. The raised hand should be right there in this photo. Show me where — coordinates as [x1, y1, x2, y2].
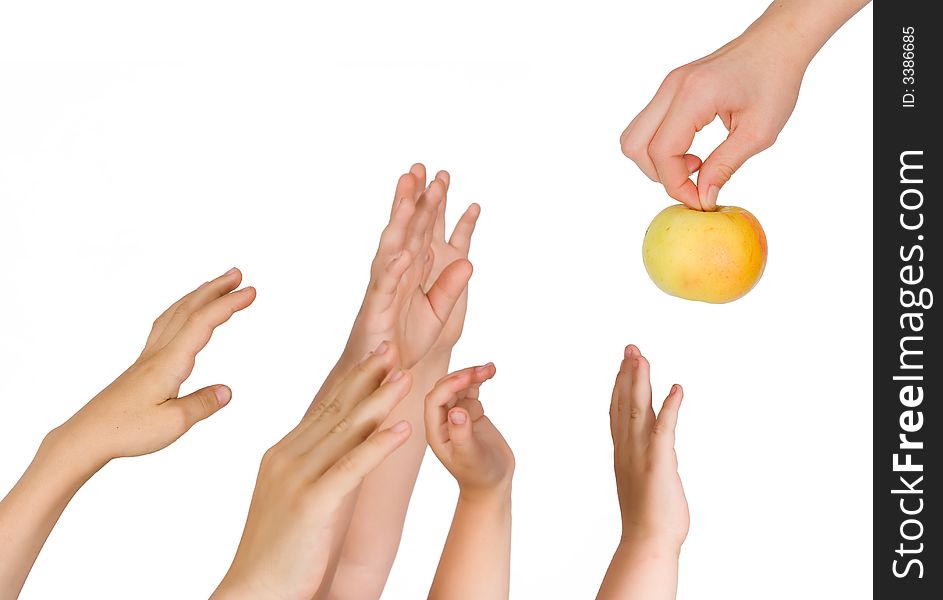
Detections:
[213, 343, 412, 600]
[59, 268, 256, 464]
[344, 164, 479, 370]
[424, 364, 513, 500]
[425, 364, 513, 600]
[597, 345, 687, 600]
[0, 268, 254, 599]
[314, 165, 483, 600]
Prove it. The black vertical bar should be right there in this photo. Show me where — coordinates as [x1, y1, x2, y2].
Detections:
[874, 1, 939, 598]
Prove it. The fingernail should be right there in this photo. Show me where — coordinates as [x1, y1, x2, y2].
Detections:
[375, 341, 389, 355]
[624, 345, 635, 358]
[449, 410, 467, 425]
[391, 420, 410, 433]
[388, 369, 405, 383]
[223, 267, 238, 277]
[706, 185, 719, 209]
[215, 386, 232, 408]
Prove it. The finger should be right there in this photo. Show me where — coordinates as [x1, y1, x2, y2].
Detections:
[618, 346, 655, 441]
[303, 341, 398, 424]
[390, 171, 419, 220]
[144, 268, 242, 357]
[448, 203, 480, 255]
[433, 170, 450, 240]
[167, 384, 232, 431]
[377, 186, 418, 262]
[620, 75, 679, 181]
[611, 345, 636, 442]
[446, 407, 478, 453]
[404, 180, 442, 265]
[420, 179, 445, 257]
[424, 364, 496, 448]
[313, 421, 412, 499]
[652, 384, 684, 453]
[649, 95, 716, 209]
[409, 163, 427, 200]
[426, 258, 472, 323]
[144, 283, 204, 352]
[364, 250, 412, 314]
[684, 153, 702, 175]
[454, 396, 485, 421]
[696, 117, 776, 210]
[156, 287, 256, 378]
[299, 368, 412, 460]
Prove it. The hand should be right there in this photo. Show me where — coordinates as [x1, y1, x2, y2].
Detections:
[425, 364, 513, 600]
[421, 170, 480, 361]
[214, 342, 413, 600]
[424, 364, 514, 501]
[344, 164, 480, 370]
[621, 29, 802, 211]
[610, 345, 687, 552]
[0, 268, 254, 599]
[304, 166, 481, 600]
[51, 268, 256, 469]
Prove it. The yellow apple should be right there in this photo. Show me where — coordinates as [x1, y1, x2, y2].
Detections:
[642, 205, 767, 304]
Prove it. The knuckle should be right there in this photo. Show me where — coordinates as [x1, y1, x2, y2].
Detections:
[712, 162, 738, 183]
[333, 453, 357, 474]
[173, 302, 191, 320]
[678, 68, 712, 92]
[663, 67, 686, 87]
[198, 390, 217, 416]
[261, 446, 294, 476]
[651, 422, 671, 437]
[330, 417, 352, 435]
[629, 407, 643, 420]
[167, 403, 192, 433]
[621, 138, 647, 161]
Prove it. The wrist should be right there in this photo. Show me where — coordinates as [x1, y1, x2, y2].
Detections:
[736, 19, 813, 76]
[744, 0, 859, 70]
[458, 482, 512, 510]
[407, 350, 452, 392]
[37, 424, 107, 484]
[616, 534, 682, 563]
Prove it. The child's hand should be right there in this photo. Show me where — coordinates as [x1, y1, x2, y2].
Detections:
[424, 364, 513, 500]
[597, 345, 687, 600]
[610, 345, 688, 552]
[51, 268, 256, 469]
[214, 342, 412, 600]
[344, 164, 479, 370]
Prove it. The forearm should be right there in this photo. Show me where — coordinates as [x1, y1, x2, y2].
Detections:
[322, 352, 451, 600]
[596, 540, 680, 600]
[429, 491, 512, 600]
[0, 429, 100, 599]
[744, 0, 871, 67]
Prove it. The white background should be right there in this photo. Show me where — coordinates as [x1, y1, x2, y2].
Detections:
[0, 1, 873, 598]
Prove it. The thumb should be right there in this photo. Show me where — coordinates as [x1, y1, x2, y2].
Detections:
[447, 408, 478, 455]
[697, 123, 776, 210]
[173, 384, 231, 429]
